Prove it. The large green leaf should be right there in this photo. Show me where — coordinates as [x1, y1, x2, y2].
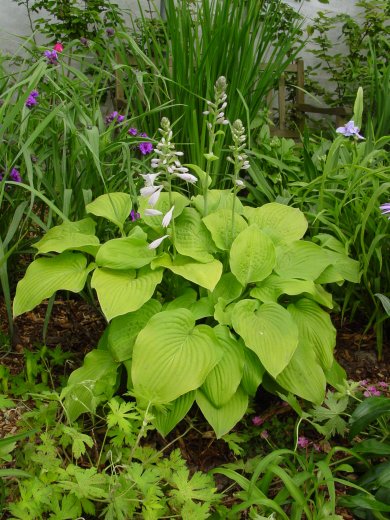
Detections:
[33, 218, 99, 255]
[13, 253, 92, 317]
[315, 255, 361, 284]
[189, 297, 214, 320]
[91, 266, 163, 321]
[288, 299, 336, 370]
[276, 340, 326, 404]
[153, 391, 195, 437]
[86, 192, 132, 230]
[201, 325, 245, 407]
[95, 233, 155, 270]
[174, 208, 216, 262]
[229, 225, 276, 286]
[251, 275, 333, 309]
[164, 288, 198, 311]
[214, 299, 236, 327]
[196, 387, 248, 438]
[203, 209, 247, 250]
[275, 241, 332, 280]
[243, 203, 308, 244]
[152, 254, 222, 291]
[107, 300, 162, 362]
[192, 190, 244, 216]
[61, 350, 119, 422]
[232, 300, 298, 378]
[211, 273, 243, 305]
[138, 192, 190, 231]
[241, 347, 266, 396]
[132, 309, 223, 404]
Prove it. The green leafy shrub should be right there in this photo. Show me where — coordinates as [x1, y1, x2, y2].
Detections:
[13, 79, 359, 438]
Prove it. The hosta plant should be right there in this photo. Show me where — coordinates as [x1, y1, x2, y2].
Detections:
[13, 84, 359, 438]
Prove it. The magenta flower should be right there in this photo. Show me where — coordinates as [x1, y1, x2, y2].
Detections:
[128, 127, 138, 136]
[380, 203, 390, 219]
[364, 385, 382, 397]
[378, 381, 388, 389]
[297, 436, 309, 448]
[252, 416, 264, 427]
[336, 120, 364, 139]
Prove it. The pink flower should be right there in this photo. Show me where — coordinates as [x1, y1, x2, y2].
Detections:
[53, 43, 64, 52]
[252, 416, 264, 427]
[378, 382, 388, 389]
[297, 436, 309, 448]
[260, 430, 269, 439]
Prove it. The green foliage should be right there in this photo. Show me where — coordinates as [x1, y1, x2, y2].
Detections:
[306, 0, 390, 135]
[13, 101, 357, 438]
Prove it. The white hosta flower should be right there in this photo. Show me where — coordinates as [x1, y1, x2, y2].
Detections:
[175, 172, 197, 184]
[141, 173, 160, 186]
[148, 185, 163, 207]
[162, 205, 175, 228]
[235, 179, 245, 186]
[140, 185, 161, 198]
[144, 208, 163, 216]
[148, 234, 169, 250]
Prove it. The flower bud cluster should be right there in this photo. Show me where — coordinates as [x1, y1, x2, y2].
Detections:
[203, 76, 229, 127]
[150, 117, 197, 184]
[227, 119, 250, 175]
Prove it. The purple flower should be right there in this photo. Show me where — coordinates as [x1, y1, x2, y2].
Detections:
[378, 381, 388, 389]
[139, 141, 153, 155]
[130, 209, 140, 221]
[336, 120, 364, 139]
[260, 430, 269, 439]
[297, 436, 310, 449]
[380, 203, 390, 219]
[80, 37, 88, 46]
[252, 416, 264, 427]
[25, 90, 39, 109]
[128, 127, 138, 136]
[105, 111, 125, 125]
[106, 27, 115, 37]
[10, 168, 22, 183]
[359, 379, 368, 387]
[44, 50, 58, 65]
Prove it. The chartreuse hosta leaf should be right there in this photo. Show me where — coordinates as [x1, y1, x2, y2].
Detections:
[33, 218, 100, 255]
[107, 299, 162, 362]
[153, 391, 196, 437]
[91, 266, 163, 321]
[164, 288, 197, 311]
[196, 387, 248, 438]
[232, 299, 299, 378]
[174, 208, 216, 263]
[200, 325, 245, 407]
[95, 227, 155, 270]
[276, 340, 326, 404]
[211, 273, 243, 304]
[192, 189, 244, 216]
[132, 309, 223, 404]
[241, 348, 266, 396]
[315, 249, 361, 284]
[230, 225, 276, 286]
[138, 192, 190, 231]
[152, 254, 222, 291]
[251, 275, 333, 309]
[203, 209, 247, 250]
[287, 298, 336, 370]
[214, 299, 237, 327]
[275, 241, 333, 281]
[13, 252, 94, 317]
[86, 192, 132, 231]
[243, 202, 308, 244]
[61, 350, 119, 422]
